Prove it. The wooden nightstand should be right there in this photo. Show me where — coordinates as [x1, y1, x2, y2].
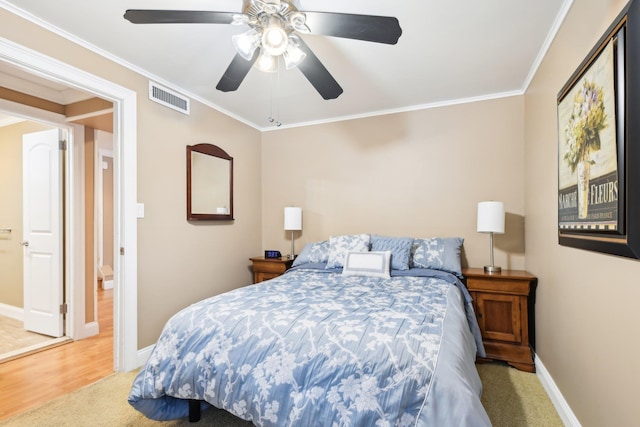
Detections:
[462, 268, 537, 372]
[250, 257, 294, 283]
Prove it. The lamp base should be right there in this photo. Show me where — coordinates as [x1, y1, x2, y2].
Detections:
[484, 265, 502, 273]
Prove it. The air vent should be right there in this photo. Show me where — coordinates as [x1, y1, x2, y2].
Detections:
[148, 81, 190, 115]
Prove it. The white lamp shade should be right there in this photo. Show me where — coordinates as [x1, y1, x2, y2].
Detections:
[284, 207, 302, 231]
[477, 201, 505, 234]
[283, 34, 307, 69]
[232, 28, 260, 60]
[255, 50, 278, 73]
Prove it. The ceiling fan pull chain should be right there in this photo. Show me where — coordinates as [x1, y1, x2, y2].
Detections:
[268, 62, 282, 127]
[268, 67, 274, 124]
[275, 62, 281, 126]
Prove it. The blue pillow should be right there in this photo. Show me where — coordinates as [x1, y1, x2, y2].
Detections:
[371, 236, 413, 270]
[292, 240, 330, 267]
[411, 237, 464, 276]
[325, 234, 371, 269]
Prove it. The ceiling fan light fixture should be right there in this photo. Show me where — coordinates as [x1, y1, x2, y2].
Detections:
[232, 28, 261, 60]
[261, 17, 289, 56]
[255, 50, 278, 72]
[283, 35, 306, 69]
[289, 12, 309, 33]
[253, 0, 282, 15]
[231, 14, 249, 25]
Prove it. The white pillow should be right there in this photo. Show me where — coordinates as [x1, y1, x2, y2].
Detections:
[342, 251, 391, 279]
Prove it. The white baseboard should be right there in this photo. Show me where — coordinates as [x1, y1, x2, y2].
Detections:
[535, 355, 581, 426]
[134, 344, 154, 369]
[0, 303, 23, 321]
[76, 320, 99, 340]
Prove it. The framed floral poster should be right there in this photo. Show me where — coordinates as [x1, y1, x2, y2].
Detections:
[558, 37, 619, 232]
[557, 0, 640, 259]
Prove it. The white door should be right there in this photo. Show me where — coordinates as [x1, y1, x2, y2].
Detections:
[22, 128, 64, 337]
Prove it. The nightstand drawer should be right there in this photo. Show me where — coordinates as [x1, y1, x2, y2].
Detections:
[250, 257, 293, 283]
[251, 259, 290, 275]
[466, 278, 531, 295]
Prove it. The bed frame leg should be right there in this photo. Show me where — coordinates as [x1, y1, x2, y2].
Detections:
[188, 400, 201, 422]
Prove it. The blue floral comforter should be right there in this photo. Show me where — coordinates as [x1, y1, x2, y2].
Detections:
[128, 266, 490, 426]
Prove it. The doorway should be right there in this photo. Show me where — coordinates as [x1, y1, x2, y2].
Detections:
[0, 36, 139, 372]
[0, 122, 67, 361]
[0, 120, 114, 363]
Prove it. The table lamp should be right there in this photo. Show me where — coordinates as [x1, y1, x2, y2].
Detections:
[284, 207, 302, 259]
[477, 201, 505, 273]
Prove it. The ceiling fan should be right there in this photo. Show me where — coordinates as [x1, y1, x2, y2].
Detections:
[124, 0, 402, 100]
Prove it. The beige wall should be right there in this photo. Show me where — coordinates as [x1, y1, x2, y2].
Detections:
[0, 9, 263, 348]
[135, 99, 262, 347]
[262, 97, 527, 271]
[0, 121, 55, 308]
[5, 1, 640, 424]
[525, 0, 639, 425]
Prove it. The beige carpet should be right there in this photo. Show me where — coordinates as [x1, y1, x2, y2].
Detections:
[0, 363, 563, 426]
[478, 362, 564, 426]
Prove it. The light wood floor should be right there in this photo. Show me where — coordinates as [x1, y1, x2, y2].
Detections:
[0, 288, 113, 421]
[0, 315, 58, 356]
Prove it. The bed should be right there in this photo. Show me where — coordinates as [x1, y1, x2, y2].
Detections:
[128, 235, 491, 426]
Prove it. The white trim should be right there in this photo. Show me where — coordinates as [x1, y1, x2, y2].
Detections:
[522, 0, 574, 93]
[96, 140, 114, 294]
[536, 355, 582, 427]
[83, 320, 99, 338]
[136, 344, 154, 368]
[66, 124, 85, 340]
[96, 139, 113, 269]
[0, 99, 66, 124]
[0, 115, 25, 127]
[0, 36, 139, 372]
[262, 90, 524, 132]
[0, 303, 23, 321]
[66, 108, 113, 123]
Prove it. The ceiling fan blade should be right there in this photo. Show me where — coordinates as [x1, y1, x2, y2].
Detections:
[296, 39, 343, 100]
[303, 12, 402, 45]
[216, 51, 259, 92]
[124, 10, 237, 24]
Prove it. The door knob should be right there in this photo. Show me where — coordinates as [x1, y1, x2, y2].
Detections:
[21, 241, 29, 247]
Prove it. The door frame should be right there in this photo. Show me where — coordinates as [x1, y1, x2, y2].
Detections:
[97, 139, 114, 291]
[0, 38, 139, 372]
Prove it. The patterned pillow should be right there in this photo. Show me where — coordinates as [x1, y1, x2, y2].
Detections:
[371, 236, 414, 270]
[292, 240, 330, 267]
[325, 234, 371, 269]
[411, 237, 464, 276]
[342, 251, 391, 279]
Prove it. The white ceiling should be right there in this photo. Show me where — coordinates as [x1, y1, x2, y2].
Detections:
[0, 0, 571, 130]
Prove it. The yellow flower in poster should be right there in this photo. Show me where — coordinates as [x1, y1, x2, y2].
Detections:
[563, 80, 608, 174]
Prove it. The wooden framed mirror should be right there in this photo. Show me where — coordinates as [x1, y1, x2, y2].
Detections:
[187, 143, 234, 221]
